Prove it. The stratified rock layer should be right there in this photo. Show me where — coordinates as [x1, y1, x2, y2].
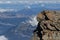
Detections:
[32, 10, 60, 40]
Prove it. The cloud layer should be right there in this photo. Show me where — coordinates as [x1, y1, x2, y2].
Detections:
[0, 1, 60, 4]
[0, 21, 16, 26]
[0, 35, 8, 40]
[0, 8, 16, 12]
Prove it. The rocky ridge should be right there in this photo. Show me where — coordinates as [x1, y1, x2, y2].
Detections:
[32, 10, 60, 40]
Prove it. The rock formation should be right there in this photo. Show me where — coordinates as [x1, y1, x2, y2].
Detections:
[32, 10, 60, 40]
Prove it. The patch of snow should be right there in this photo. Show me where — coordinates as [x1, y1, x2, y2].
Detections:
[0, 35, 8, 40]
[28, 16, 38, 26]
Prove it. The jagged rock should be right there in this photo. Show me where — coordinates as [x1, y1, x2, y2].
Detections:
[37, 10, 60, 31]
[37, 13, 45, 22]
[32, 10, 60, 40]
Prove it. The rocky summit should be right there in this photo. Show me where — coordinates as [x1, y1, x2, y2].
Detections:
[32, 10, 60, 40]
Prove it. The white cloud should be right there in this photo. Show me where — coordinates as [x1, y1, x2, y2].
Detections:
[5, 1, 12, 4]
[18, 0, 60, 4]
[18, 1, 29, 4]
[41, 4, 45, 7]
[0, 1, 3, 3]
[25, 6, 31, 9]
[0, 8, 25, 18]
[0, 8, 16, 12]
[0, 1, 60, 4]
[21, 22, 26, 24]
[27, 6, 31, 9]
[0, 22, 16, 26]
[0, 35, 8, 40]
[0, 1, 12, 4]
[0, 14, 26, 18]
[45, 6, 60, 9]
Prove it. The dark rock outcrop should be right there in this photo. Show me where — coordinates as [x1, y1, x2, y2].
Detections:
[32, 10, 60, 40]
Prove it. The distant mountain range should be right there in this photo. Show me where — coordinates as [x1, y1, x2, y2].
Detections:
[0, 3, 60, 40]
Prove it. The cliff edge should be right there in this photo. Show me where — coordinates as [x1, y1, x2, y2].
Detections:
[32, 10, 60, 40]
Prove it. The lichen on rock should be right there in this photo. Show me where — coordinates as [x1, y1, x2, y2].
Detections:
[32, 10, 60, 40]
